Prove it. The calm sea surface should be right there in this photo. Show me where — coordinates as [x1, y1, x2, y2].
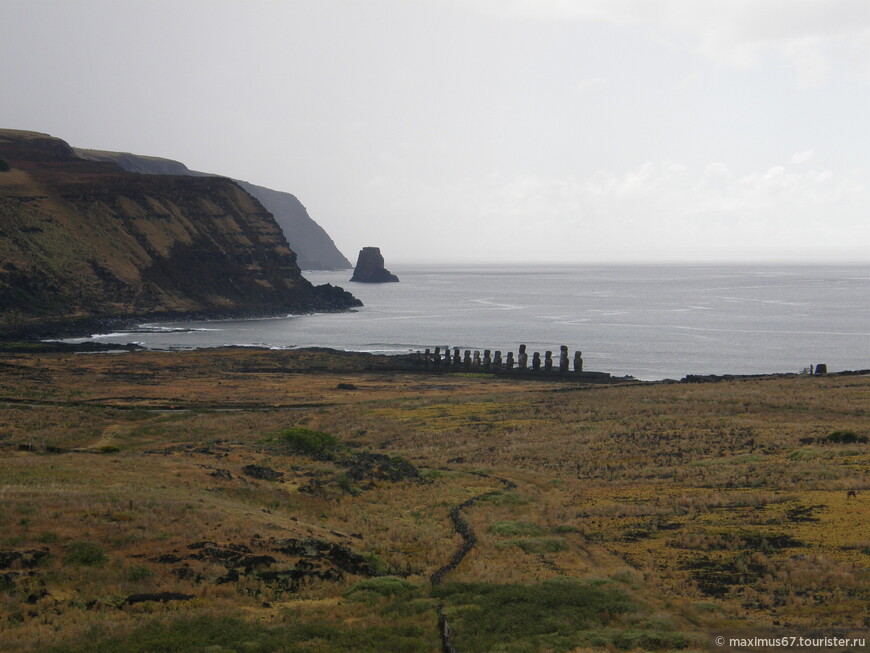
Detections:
[66, 264, 870, 381]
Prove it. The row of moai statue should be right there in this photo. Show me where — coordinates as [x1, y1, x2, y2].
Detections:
[420, 344, 583, 374]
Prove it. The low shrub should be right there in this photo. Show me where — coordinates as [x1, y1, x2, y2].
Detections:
[62, 541, 107, 567]
[125, 565, 153, 582]
[269, 427, 343, 458]
[824, 430, 867, 444]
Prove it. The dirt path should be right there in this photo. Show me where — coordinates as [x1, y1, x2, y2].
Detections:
[80, 424, 126, 451]
[430, 471, 517, 653]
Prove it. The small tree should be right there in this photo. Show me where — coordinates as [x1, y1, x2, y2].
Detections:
[0, 158, 10, 172]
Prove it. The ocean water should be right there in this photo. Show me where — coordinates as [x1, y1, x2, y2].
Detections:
[67, 264, 870, 381]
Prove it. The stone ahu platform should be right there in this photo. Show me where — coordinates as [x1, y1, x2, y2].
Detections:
[411, 344, 625, 383]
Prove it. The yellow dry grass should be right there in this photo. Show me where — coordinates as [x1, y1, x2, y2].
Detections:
[0, 347, 867, 651]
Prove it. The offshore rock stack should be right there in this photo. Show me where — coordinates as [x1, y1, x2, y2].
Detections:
[414, 344, 613, 381]
[350, 247, 399, 283]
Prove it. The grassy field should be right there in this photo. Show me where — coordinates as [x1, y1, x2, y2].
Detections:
[0, 347, 867, 652]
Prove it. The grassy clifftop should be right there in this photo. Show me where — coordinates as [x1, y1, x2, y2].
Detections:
[0, 129, 359, 332]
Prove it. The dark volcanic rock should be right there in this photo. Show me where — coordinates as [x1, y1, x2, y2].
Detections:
[272, 537, 381, 576]
[341, 452, 420, 483]
[151, 554, 182, 564]
[0, 549, 50, 569]
[170, 566, 203, 582]
[350, 247, 399, 283]
[242, 464, 284, 481]
[124, 592, 194, 605]
[166, 538, 372, 597]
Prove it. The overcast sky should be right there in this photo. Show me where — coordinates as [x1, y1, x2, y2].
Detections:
[3, 0, 869, 263]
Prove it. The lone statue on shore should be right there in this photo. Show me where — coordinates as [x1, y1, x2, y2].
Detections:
[350, 247, 399, 283]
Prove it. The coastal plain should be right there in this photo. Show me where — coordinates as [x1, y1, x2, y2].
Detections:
[0, 347, 867, 652]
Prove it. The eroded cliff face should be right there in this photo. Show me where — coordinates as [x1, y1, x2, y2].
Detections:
[0, 129, 360, 329]
[74, 148, 352, 270]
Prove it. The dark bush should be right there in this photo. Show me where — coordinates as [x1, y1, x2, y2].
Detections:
[270, 427, 343, 458]
[62, 541, 107, 567]
[825, 430, 867, 444]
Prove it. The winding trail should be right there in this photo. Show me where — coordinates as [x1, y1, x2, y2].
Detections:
[430, 471, 517, 653]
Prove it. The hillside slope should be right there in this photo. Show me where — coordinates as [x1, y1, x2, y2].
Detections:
[0, 129, 360, 331]
[75, 148, 352, 270]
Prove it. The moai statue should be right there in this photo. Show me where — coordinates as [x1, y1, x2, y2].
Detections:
[453, 347, 461, 366]
[483, 349, 491, 370]
[574, 351, 583, 373]
[433, 347, 441, 369]
[493, 350, 502, 369]
[544, 351, 553, 371]
[518, 344, 528, 370]
[532, 352, 541, 371]
[424, 348, 431, 368]
[506, 352, 515, 370]
[473, 350, 481, 367]
[442, 347, 451, 367]
[463, 350, 472, 369]
[559, 345, 569, 373]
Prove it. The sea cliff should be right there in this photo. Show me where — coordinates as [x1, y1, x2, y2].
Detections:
[74, 148, 352, 271]
[0, 129, 360, 334]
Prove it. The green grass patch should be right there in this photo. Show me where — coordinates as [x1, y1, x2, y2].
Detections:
[267, 427, 344, 459]
[344, 576, 421, 602]
[46, 614, 432, 653]
[488, 520, 547, 536]
[62, 541, 107, 567]
[497, 536, 568, 554]
[125, 565, 153, 582]
[609, 629, 694, 650]
[433, 578, 664, 652]
[480, 490, 531, 506]
[788, 449, 818, 460]
[691, 453, 765, 466]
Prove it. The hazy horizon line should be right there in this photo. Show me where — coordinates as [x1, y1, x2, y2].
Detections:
[310, 258, 870, 270]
